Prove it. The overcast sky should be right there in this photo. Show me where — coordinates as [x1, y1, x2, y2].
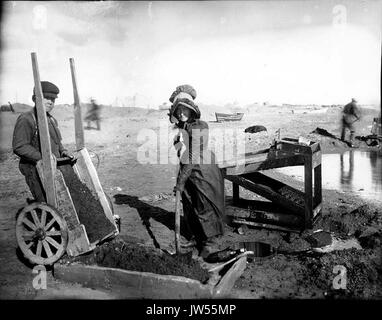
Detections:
[0, 1, 381, 107]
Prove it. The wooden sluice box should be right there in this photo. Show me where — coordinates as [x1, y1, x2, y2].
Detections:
[218, 138, 322, 233]
[54, 253, 248, 299]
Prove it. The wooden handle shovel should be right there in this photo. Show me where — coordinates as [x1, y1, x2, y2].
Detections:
[174, 190, 182, 254]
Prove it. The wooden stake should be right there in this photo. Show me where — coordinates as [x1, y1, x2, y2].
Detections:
[69, 58, 85, 151]
[31, 52, 57, 207]
[175, 190, 181, 254]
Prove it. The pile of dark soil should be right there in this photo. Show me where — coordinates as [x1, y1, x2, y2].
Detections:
[319, 205, 381, 237]
[310, 127, 340, 140]
[58, 164, 115, 243]
[65, 238, 210, 283]
[297, 248, 382, 299]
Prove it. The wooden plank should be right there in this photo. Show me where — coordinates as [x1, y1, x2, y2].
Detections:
[54, 169, 81, 229]
[76, 148, 118, 233]
[304, 154, 313, 228]
[232, 218, 301, 233]
[226, 204, 303, 228]
[175, 191, 181, 254]
[232, 182, 240, 205]
[31, 52, 57, 207]
[279, 140, 313, 155]
[312, 151, 322, 168]
[225, 204, 251, 219]
[53, 168, 92, 256]
[214, 256, 247, 297]
[66, 225, 94, 257]
[73, 153, 97, 196]
[245, 172, 306, 203]
[225, 175, 304, 216]
[218, 152, 268, 169]
[226, 198, 303, 223]
[314, 164, 322, 208]
[224, 154, 304, 175]
[69, 58, 85, 151]
[54, 263, 214, 299]
[258, 154, 305, 170]
[257, 211, 302, 226]
[244, 148, 270, 157]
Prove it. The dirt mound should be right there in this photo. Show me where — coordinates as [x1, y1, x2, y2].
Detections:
[319, 205, 381, 237]
[298, 248, 382, 299]
[64, 238, 210, 283]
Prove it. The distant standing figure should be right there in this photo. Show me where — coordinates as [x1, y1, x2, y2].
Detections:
[341, 98, 361, 146]
[85, 98, 101, 130]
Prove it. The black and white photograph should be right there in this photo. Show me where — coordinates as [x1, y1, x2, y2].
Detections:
[0, 0, 381, 307]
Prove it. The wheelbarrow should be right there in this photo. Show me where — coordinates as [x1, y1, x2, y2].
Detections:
[15, 53, 119, 266]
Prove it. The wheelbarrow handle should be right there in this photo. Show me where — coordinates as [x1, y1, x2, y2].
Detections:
[56, 156, 75, 163]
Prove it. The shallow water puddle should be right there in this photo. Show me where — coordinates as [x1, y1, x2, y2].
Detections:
[276, 150, 382, 202]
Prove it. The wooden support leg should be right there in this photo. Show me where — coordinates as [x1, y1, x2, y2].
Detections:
[314, 164, 322, 209]
[232, 182, 240, 205]
[304, 155, 313, 229]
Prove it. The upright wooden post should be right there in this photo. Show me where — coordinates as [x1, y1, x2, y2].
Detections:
[31, 52, 57, 207]
[314, 164, 322, 208]
[304, 154, 313, 228]
[69, 58, 85, 151]
[174, 190, 181, 254]
[232, 182, 240, 205]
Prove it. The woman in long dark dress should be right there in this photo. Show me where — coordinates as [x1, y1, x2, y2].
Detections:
[168, 85, 226, 259]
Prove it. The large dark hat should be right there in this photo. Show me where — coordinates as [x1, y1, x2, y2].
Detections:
[168, 84, 200, 123]
[170, 98, 201, 120]
[33, 81, 60, 100]
[169, 84, 197, 103]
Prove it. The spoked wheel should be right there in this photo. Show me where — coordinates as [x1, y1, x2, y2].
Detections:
[16, 203, 68, 265]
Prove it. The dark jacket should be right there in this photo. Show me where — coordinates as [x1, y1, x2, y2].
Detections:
[85, 102, 101, 121]
[12, 108, 67, 164]
[342, 102, 360, 124]
[176, 120, 225, 226]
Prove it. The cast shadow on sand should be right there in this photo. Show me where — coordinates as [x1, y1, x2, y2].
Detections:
[113, 194, 192, 250]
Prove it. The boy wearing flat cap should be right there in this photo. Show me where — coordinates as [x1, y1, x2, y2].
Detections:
[12, 81, 73, 203]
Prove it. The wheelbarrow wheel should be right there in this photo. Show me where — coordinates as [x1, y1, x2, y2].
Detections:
[15, 203, 68, 266]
